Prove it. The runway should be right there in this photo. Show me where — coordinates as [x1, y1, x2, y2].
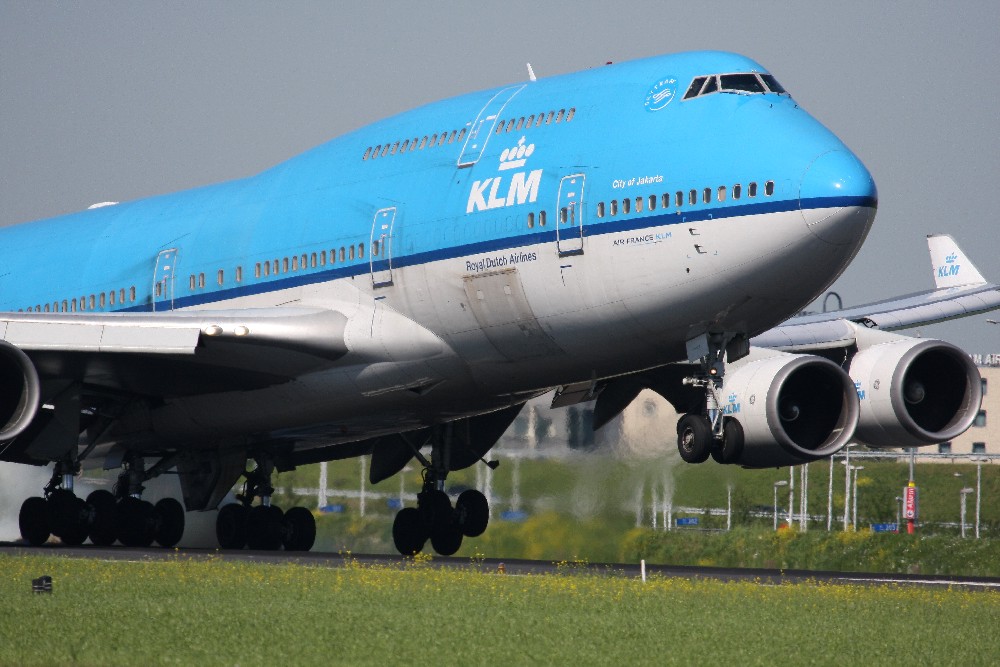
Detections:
[3, 542, 999, 592]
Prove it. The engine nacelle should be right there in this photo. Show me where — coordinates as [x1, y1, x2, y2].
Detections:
[849, 334, 981, 448]
[724, 350, 859, 467]
[0, 340, 41, 441]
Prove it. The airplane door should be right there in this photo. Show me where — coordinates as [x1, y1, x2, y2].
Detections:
[556, 174, 585, 256]
[457, 85, 525, 168]
[370, 207, 396, 287]
[152, 248, 178, 311]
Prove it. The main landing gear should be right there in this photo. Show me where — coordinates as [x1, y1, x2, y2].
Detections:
[391, 428, 490, 556]
[215, 456, 316, 551]
[677, 333, 745, 465]
[18, 457, 185, 548]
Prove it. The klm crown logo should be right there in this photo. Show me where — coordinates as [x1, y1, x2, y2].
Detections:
[722, 393, 741, 415]
[945, 253, 958, 264]
[499, 137, 535, 171]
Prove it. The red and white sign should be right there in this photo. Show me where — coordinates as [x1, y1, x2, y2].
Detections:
[903, 486, 918, 519]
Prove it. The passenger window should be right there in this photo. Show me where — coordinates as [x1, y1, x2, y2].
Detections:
[236, 266, 243, 282]
[120, 289, 126, 303]
[546, 111, 555, 124]
[100, 293, 106, 308]
[45, 304, 51, 312]
[676, 191, 683, 208]
[506, 119, 516, 133]
[282, 258, 289, 273]
[380, 144, 389, 157]
[733, 184, 742, 200]
[765, 180, 775, 196]
[635, 197, 643, 213]
[622, 198, 631, 214]
[320, 251, 327, 265]
[749, 182, 758, 197]
[596, 203, 604, 218]
[340, 248, 346, 262]
[703, 188, 711, 204]
[70, 299, 76, 312]
[457, 128, 466, 142]
[255, 263, 262, 278]
[566, 108, 575, 122]
[349, 245, 355, 261]
[373, 240, 380, 255]
[649, 195, 656, 211]
[110, 292, 116, 306]
[419, 136, 428, 149]
[273, 260, 279, 274]
[390, 142, 399, 155]
[526, 115, 535, 127]
[555, 109, 565, 123]
[129, 287, 136, 302]
[495, 123, 503, 135]
[528, 212, 536, 227]
[718, 186, 727, 202]
[371, 145, 381, 159]
[560, 207, 568, 224]
[539, 211, 546, 226]
[217, 269, 224, 285]
[198, 273, 206, 288]
[358, 243, 365, 258]
[400, 140, 409, 152]
[689, 190, 697, 206]
[516, 118, 525, 131]
[189, 276, 195, 290]
[662, 193, 670, 209]
[292, 256, 299, 271]
[310, 253, 317, 268]
[430, 134, 438, 146]
[438, 133, 447, 146]
[363, 147, 371, 160]
[535, 114, 544, 127]
[448, 130, 457, 143]
[610, 200, 618, 216]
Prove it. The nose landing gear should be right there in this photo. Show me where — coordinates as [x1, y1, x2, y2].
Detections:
[677, 333, 746, 465]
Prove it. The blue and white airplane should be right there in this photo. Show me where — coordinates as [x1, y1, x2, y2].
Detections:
[2, 51, 997, 554]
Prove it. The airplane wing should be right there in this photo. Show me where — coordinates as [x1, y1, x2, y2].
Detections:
[752, 234, 1000, 351]
[1, 307, 349, 396]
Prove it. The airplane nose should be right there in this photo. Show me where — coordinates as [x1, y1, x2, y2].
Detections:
[799, 150, 878, 245]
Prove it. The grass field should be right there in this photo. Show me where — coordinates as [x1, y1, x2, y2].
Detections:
[2, 552, 998, 666]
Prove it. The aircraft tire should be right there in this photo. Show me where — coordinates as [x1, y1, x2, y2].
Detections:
[19, 496, 50, 546]
[246, 505, 284, 551]
[282, 506, 316, 552]
[455, 489, 489, 537]
[86, 490, 119, 546]
[47, 490, 89, 545]
[430, 526, 463, 556]
[216, 504, 248, 549]
[421, 489, 454, 538]
[118, 498, 156, 547]
[677, 414, 712, 464]
[392, 507, 426, 556]
[154, 498, 185, 548]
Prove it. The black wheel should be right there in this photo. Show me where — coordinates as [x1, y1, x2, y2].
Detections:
[430, 526, 463, 556]
[392, 507, 426, 556]
[154, 498, 185, 548]
[677, 414, 712, 464]
[282, 506, 316, 552]
[246, 504, 284, 550]
[420, 489, 454, 537]
[118, 497, 156, 547]
[216, 503, 248, 549]
[47, 490, 89, 545]
[19, 496, 50, 546]
[711, 417, 745, 465]
[455, 489, 489, 537]
[86, 490, 119, 546]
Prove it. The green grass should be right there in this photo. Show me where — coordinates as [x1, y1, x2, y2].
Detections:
[1, 552, 998, 666]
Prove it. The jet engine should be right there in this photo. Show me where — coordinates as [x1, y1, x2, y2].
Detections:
[0, 340, 41, 442]
[722, 350, 859, 467]
[849, 334, 981, 448]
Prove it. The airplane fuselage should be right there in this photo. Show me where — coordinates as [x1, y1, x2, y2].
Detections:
[0, 51, 878, 458]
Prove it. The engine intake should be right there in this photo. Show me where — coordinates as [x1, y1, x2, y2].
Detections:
[849, 337, 981, 448]
[724, 351, 859, 467]
[0, 341, 41, 442]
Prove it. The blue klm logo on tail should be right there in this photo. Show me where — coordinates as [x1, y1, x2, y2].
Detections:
[937, 252, 961, 279]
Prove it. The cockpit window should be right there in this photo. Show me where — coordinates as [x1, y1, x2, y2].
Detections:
[683, 72, 787, 100]
[760, 74, 786, 94]
[684, 76, 707, 100]
[719, 74, 766, 94]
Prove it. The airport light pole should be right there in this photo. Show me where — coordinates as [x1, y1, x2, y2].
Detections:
[895, 496, 903, 531]
[852, 466, 864, 531]
[960, 487, 974, 538]
[788, 466, 795, 528]
[842, 447, 853, 531]
[972, 457, 987, 539]
[774, 480, 788, 530]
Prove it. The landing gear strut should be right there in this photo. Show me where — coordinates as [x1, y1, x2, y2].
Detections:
[678, 333, 745, 465]
[391, 426, 490, 556]
[214, 455, 316, 551]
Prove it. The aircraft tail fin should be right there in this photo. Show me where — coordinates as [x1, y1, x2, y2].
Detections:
[927, 234, 986, 288]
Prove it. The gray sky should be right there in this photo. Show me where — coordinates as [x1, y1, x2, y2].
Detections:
[2, 1, 999, 351]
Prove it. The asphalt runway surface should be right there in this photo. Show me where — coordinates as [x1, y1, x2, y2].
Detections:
[3, 541, 999, 592]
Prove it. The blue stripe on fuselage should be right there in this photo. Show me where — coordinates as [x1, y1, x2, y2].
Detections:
[117, 195, 874, 312]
